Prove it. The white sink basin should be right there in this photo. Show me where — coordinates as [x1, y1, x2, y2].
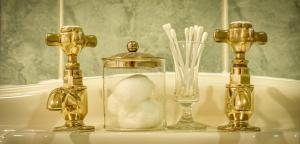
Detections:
[0, 73, 299, 144]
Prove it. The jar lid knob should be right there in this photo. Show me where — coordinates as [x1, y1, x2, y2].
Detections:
[127, 41, 139, 52]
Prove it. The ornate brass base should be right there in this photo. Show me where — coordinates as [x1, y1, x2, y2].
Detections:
[53, 120, 95, 132]
[218, 121, 260, 132]
[54, 125, 95, 132]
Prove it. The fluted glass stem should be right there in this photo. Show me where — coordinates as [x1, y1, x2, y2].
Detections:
[178, 103, 193, 123]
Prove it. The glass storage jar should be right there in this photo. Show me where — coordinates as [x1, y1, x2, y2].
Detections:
[102, 41, 166, 131]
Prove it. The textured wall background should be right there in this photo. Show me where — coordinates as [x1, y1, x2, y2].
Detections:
[0, 0, 59, 85]
[0, 0, 299, 85]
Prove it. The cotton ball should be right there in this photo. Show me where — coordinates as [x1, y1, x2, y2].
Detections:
[107, 94, 122, 115]
[113, 74, 155, 108]
[118, 100, 163, 129]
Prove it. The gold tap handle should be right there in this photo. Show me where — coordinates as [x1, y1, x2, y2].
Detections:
[84, 35, 97, 47]
[46, 33, 60, 46]
[254, 32, 267, 45]
[213, 30, 228, 43]
[213, 21, 267, 53]
[45, 26, 97, 55]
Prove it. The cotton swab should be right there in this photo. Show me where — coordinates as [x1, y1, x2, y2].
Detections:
[186, 26, 194, 68]
[162, 24, 181, 68]
[190, 27, 204, 68]
[185, 27, 189, 48]
[195, 32, 208, 67]
[170, 29, 184, 68]
[162, 23, 173, 42]
[185, 27, 189, 68]
[196, 26, 204, 43]
[193, 25, 198, 42]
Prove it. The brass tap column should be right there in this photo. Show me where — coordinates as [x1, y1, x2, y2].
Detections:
[46, 26, 97, 132]
[214, 21, 267, 131]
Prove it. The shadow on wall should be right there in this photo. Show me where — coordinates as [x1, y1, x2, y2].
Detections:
[255, 87, 300, 129]
[267, 87, 300, 129]
[195, 86, 225, 126]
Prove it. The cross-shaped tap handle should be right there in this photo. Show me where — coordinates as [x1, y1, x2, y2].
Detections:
[213, 21, 267, 54]
[46, 26, 97, 55]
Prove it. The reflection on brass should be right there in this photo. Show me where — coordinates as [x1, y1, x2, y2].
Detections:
[103, 41, 164, 68]
[46, 26, 96, 132]
[214, 21, 267, 131]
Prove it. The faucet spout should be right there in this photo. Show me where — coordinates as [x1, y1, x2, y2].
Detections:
[47, 87, 81, 111]
[47, 87, 64, 111]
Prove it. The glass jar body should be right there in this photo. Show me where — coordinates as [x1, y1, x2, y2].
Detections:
[102, 63, 166, 131]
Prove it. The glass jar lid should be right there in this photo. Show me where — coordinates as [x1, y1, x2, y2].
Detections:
[102, 41, 164, 68]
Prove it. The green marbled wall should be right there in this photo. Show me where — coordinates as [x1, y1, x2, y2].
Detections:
[0, 0, 299, 85]
[0, 0, 59, 85]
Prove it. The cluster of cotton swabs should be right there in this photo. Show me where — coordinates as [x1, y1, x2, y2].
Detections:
[162, 23, 208, 96]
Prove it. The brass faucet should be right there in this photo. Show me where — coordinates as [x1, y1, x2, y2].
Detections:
[46, 26, 96, 132]
[214, 21, 267, 131]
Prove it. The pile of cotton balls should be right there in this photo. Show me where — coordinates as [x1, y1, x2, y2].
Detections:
[107, 74, 163, 129]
